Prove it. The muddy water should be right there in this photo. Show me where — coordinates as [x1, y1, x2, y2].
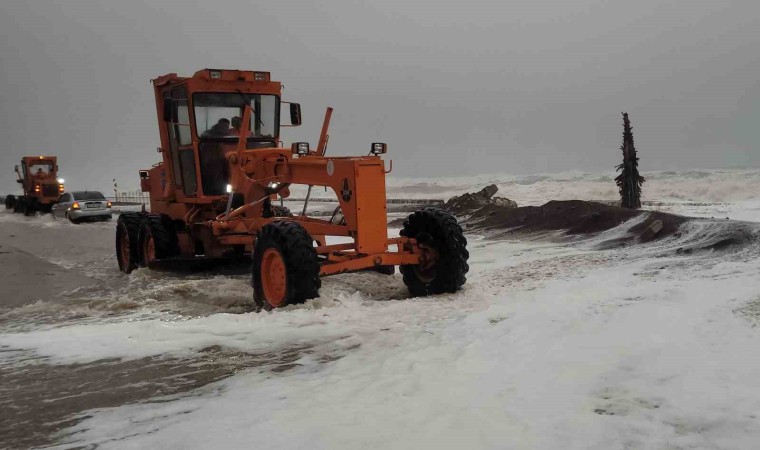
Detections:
[0, 212, 267, 448]
[0, 345, 314, 449]
[0, 213, 257, 330]
[0, 211, 403, 448]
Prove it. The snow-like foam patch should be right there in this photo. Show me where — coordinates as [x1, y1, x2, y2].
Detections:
[44, 236, 760, 449]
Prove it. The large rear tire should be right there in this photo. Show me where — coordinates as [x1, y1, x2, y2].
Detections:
[19, 198, 32, 216]
[26, 198, 38, 216]
[5, 195, 15, 210]
[252, 221, 320, 310]
[116, 212, 143, 273]
[400, 207, 469, 297]
[138, 214, 179, 268]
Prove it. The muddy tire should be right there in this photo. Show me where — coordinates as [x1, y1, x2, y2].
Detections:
[116, 212, 143, 273]
[19, 198, 32, 216]
[13, 197, 22, 213]
[5, 195, 15, 210]
[138, 214, 179, 268]
[252, 221, 320, 310]
[24, 198, 37, 216]
[400, 207, 469, 296]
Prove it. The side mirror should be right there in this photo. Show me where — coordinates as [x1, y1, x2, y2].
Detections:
[163, 98, 174, 122]
[289, 103, 302, 126]
[14, 165, 19, 172]
[139, 170, 151, 192]
[16, 179, 22, 184]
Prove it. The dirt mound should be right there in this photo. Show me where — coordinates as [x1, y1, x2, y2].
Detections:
[458, 199, 688, 244]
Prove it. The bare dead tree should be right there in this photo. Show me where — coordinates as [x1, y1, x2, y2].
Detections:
[615, 112, 645, 208]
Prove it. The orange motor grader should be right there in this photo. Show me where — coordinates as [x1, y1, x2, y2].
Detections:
[116, 69, 468, 309]
[5, 156, 64, 215]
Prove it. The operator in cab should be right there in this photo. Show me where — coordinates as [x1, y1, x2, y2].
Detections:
[201, 118, 231, 137]
[228, 116, 254, 137]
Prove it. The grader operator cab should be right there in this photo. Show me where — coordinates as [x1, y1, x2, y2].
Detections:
[5, 156, 64, 215]
[117, 69, 469, 310]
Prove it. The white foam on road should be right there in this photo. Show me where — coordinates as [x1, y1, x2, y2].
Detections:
[7, 220, 756, 449]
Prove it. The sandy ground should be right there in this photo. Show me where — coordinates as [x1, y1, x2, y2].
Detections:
[0, 212, 260, 448]
[0, 220, 105, 309]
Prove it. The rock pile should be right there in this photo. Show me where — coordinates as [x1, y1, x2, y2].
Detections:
[443, 184, 517, 215]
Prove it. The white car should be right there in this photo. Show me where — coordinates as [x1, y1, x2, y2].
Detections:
[51, 191, 112, 223]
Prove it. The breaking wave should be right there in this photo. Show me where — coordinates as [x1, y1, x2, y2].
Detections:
[387, 168, 760, 205]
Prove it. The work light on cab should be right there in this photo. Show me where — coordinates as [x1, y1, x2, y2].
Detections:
[291, 142, 310, 156]
[371, 143, 387, 155]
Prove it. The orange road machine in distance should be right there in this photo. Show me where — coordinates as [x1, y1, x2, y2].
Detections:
[5, 156, 64, 215]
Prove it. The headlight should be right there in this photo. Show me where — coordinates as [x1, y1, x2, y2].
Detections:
[291, 142, 310, 156]
[370, 142, 387, 155]
[226, 184, 233, 193]
[107, 201, 112, 208]
[57, 178, 65, 184]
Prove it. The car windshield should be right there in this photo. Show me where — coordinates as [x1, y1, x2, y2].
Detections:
[72, 191, 106, 200]
[193, 93, 279, 139]
[29, 162, 53, 175]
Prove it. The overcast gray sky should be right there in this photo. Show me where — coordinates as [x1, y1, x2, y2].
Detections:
[1, 0, 758, 194]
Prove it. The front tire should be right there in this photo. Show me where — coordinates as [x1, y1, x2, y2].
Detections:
[5, 195, 15, 210]
[116, 212, 143, 273]
[400, 207, 469, 296]
[252, 221, 320, 310]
